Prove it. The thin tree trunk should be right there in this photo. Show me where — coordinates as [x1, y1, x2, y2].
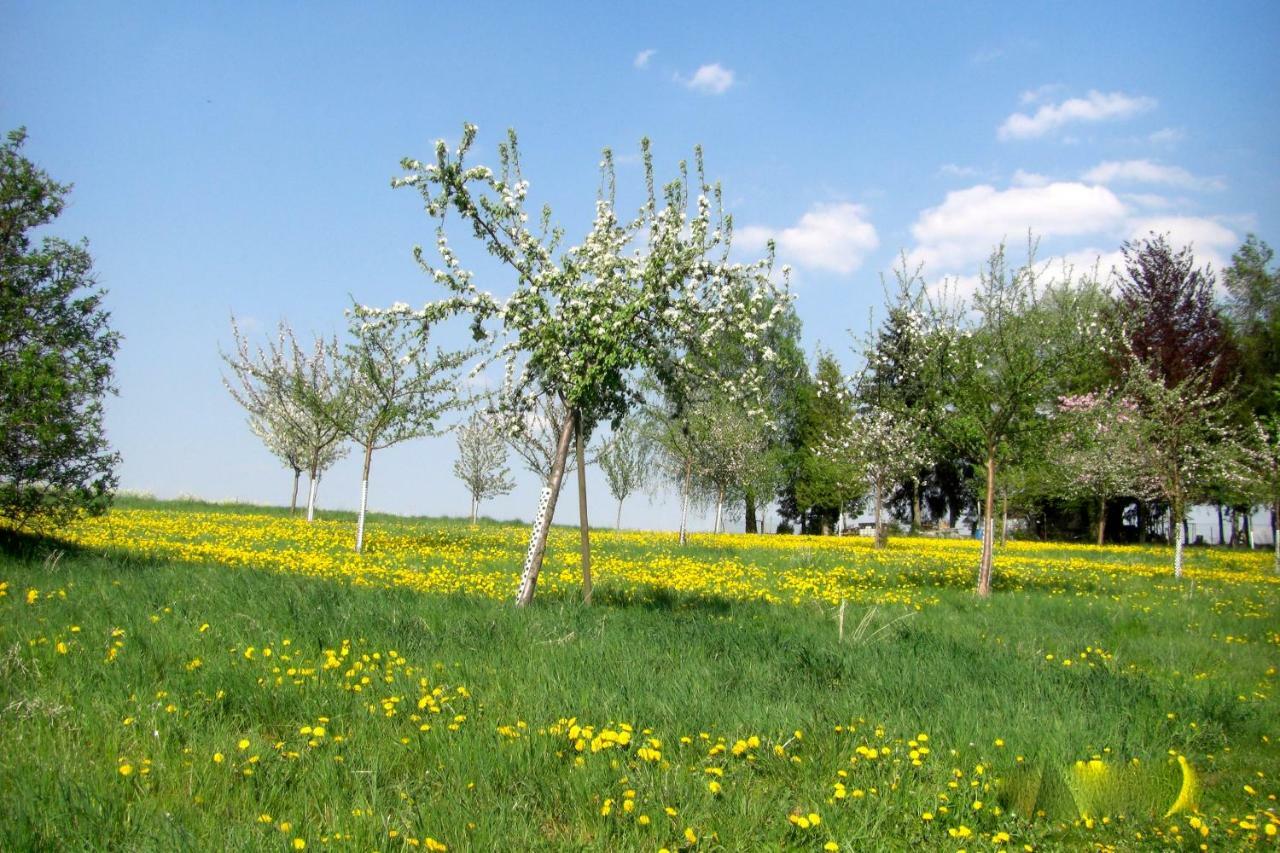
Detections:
[745, 491, 757, 534]
[576, 414, 591, 605]
[714, 487, 723, 534]
[290, 469, 301, 517]
[873, 480, 885, 549]
[911, 478, 921, 533]
[470, 496, 477, 525]
[615, 498, 623, 531]
[515, 411, 577, 607]
[305, 466, 319, 523]
[1097, 495, 1107, 546]
[678, 456, 692, 546]
[1273, 501, 1279, 573]
[355, 441, 373, 554]
[978, 452, 996, 597]
[1216, 504, 1225, 546]
[1000, 489, 1008, 547]
[1174, 523, 1185, 578]
[1137, 500, 1146, 543]
[1244, 512, 1253, 549]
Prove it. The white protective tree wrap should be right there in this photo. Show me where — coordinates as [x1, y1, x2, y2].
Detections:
[306, 476, 319, 523]
[356, 478, 369, 553]
[515, 486, 554, 604]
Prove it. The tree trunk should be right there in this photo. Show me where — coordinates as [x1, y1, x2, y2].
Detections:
[305, 466, 319, 523]
[1273, 501, 1279, 573]
[1216, 504, 1225, 546]
[714, 487, 724, 534]
[873, 480, 885, 549]
[977, 452, 996, 597]
[911, 478, 921, 533]
[1000, 489, 1008, 547]
[355, 441, 373, 554]
[678, 456, 692, 546]
[514, 410, 576, 607]
[576, 414, 591, 605]
[470, 495, 477, 525]
[1137, 500, 1146, 543]
[1097, 495, 1107, 546]
[289, 469, 301, 517]
[745, 491, 757, 534]
[615, 498, 623, 532]
[1244, 512, 1253, 549]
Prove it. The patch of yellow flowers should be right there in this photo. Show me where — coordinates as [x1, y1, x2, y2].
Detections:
[59, 509, 1276, 613]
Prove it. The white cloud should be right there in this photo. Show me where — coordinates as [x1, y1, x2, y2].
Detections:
[1011, 169, 1051, 187]
[909, 181, 1128, 270]
[998, 90, 1156, 140]
[738, 202, 879, 275]
[684, 63, 735, 95]
[1126, 215, 1238, 271]
[1120, 192, 1179, 210]
[1051, 248, 1128, 287]
[634, 49, 656, 69]
[1081, 159, 1223, 191]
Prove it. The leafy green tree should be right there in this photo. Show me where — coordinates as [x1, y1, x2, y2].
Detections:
[861, 256, 946, 530]
[0, 128, 120, 528]
[1222, 235, 1280, 420]
[780, 353, 860, 534]
[938, 243, 1108, 596]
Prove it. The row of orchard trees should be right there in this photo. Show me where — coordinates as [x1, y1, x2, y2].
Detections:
[799, 233, 1279, 590]
[228, 125, 794, 606]
[228, 122, 1278, 603]
[579, 231, 1279, 594]
[223, 312, 471, 552]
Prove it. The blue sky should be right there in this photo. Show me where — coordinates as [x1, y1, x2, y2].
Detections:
[3, 1, 1278, 531]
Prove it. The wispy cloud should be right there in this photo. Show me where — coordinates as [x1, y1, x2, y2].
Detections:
[1082, 159, 1223, 191]
[1018, 83, 1064, 105]
[1011, 169, 1051, 187]
[998, 90, 1156, 140]
[938, 163, 982, 179]
[633, 49, 656, 69]
[738, 203, 879, 275]
[683, 63, 735, 95]
[1148, 127, 1185, 146]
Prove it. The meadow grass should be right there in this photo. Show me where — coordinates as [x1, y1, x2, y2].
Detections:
[1, 501, 1277, 850]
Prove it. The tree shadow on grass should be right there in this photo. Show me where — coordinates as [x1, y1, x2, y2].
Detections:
[557, 585, 739, 616]
[0, 527, 88, 563]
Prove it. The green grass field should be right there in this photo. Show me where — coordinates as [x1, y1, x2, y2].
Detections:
[1, 499, 1277, 850]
